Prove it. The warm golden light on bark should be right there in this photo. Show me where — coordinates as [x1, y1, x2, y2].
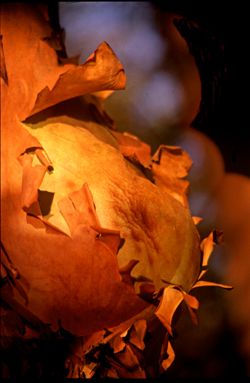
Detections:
[0, 4, 231, 378]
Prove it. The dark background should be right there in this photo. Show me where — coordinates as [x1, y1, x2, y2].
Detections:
[152, 0, 249, 178]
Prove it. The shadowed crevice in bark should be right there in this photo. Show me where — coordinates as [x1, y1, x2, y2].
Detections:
[0, 35, 8, 84]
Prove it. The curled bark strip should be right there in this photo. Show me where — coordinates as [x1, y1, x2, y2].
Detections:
[109, 335, 126, 354]
[155, 284, 199, 335]
[58, 184, 124, 254]
[199, 229, 225, 277]
[154, 228, 233, 338]
[192, 216, 203, 225]
[192, 280, 232, 290]
[183, 295, 199, 326]
[129, 319, 147, 351]
[35, 148, 53, 170]
[151, 145, 192, 207]
[58, 183, 101, 235]
[19, 155, 47, 210]
[161, 338, 175, 371]
[110, 131, 152, 168]
[29, 42, 126, 117]
[93, 226, 125, 256]
[18, 147, 53, 211]
[200, 231, 214, 268]
[155, 286, 184, 336]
